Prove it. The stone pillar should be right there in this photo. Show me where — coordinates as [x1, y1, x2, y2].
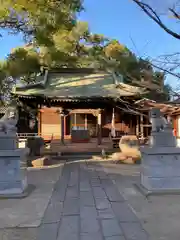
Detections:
[97, 110, 102, 145]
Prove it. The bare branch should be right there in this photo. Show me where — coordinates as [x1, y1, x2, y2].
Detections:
[169, 8, 180, 19]
[132, 0, 180, 40]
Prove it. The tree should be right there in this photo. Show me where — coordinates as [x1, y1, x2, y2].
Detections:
[90, 39, 141, 80]
[0, 20, 110, 91]
[0, 0, 83, 44]
[0, 60, 15, 103]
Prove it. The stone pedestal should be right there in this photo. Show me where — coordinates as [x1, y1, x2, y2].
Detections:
[0, 134, 28, 198]
[0, 135, 18, 150]
[149, 130, 176, 147]
[140, 147, 180, 195]
[138, 108, 180, 196]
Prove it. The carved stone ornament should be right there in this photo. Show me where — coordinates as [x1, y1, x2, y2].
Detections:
[0, 104, 18, 134]
[149, 108, 173, 132]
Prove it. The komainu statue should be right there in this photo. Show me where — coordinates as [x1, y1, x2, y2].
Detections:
[149, 108, 172, 132]
[0, 104, 18, 134]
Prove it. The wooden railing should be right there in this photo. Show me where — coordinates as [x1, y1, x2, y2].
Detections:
[17, 133, 39, 139]
[17, 133, 54, 141]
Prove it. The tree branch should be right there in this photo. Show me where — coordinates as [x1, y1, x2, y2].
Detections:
[169, 8, 180, 20]
[132, 0, 180, 40]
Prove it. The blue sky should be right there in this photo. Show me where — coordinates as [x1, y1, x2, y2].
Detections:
[0, 0, 179, 88]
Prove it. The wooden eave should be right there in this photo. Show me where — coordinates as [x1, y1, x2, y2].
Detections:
[135, 99, 180, 116]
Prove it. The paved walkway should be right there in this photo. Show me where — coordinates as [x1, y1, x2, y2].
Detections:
[0, 165, 62, 229]
[102, 163, 180, 240]
[37, 161, 149, 240]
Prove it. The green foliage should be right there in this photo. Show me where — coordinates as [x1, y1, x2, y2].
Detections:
[0, 0, 84, 96]
[7, 47, 40, 78]
[0, 0, 83, 43]
[0, 60, 14, 102]
[0, 61, 7, 81]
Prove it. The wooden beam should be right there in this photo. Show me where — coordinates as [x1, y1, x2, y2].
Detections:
[70, 109, 103, 116]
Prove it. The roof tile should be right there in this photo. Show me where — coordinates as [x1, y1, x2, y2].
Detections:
[15, 70, 145, 98]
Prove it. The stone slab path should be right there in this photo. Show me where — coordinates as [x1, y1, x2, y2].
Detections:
[37, 161, 149, 240]
[0, 164, 63, 229]
[101, 163, 180, 240]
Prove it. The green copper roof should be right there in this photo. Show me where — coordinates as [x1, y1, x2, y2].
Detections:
[15, 69, 145, 98]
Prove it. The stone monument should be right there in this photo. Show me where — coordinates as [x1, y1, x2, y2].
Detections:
[0, 103, 28, 197]
[139, 107, 180, 196]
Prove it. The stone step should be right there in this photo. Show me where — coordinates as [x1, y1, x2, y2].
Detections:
[52, 154, 109, 161]
[51, 151, 119, 161]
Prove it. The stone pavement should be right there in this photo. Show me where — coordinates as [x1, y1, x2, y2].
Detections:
[101, 163, 180, 240]
[2, 160, 179, 240]
[0, 163, 64, 240]
[37, 161, 149, 240]
[0, 164, 63, 229]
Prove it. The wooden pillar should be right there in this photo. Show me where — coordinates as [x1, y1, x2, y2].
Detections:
[97, 110, 102, 145]
[38, 105, 42, 136]
[64, 116, 66, 136]
[59, 108, 65, 144]
[74, 113, 77, 128]
[173, 116, 178, 137]
[136, 115, 139, 136]
[130, 115, 133, 134]
[145, 116, 148, 137]
[85, 114, 87, 130]
[176, 116, 178, 137]
[140, 114, 144, 138]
